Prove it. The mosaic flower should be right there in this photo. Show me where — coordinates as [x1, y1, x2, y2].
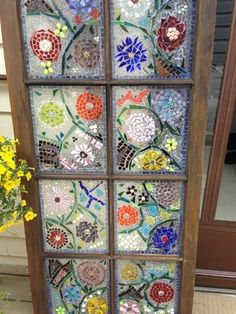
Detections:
[54, 23, 68, 38]
[157, 16, 186, 52]
[38, 102, 65, 128]
[126, 185, 137, 196]
[76, 221, 99, 243]
[65, 0, 97, 16]
[155, 181, 180, 207]
[38, 140, 59, 167]
[86, 297, 108, 314]
[139, 149, 167, 171]
[115, 37, 147, 72]
[45, 186, 71, 214]
[121, 262, 140, 282]
[56, 307, 66, 314]
[30, 29, 61, 61]
[71, 144, 95, 166]
[24, 0, 54, 14]
[149, 282, 174, 304]
[77, 261, 106, 287]
[74, 38, 100, 69]
[76, 92, 102, 120]
[120, 300, 140, 314]
[41, 61, 54, 75]
[117, 0, 153, 19]
[138, 192, 149, 203]
[165, 138, 177, 152]
[117, 205, 139, 226]
[46, 228, 68, 249]
[153, 90, 185, 130]
[124, 111, 159, 146]
[152, 226, 177, 253]
[63, 286, 80, 303]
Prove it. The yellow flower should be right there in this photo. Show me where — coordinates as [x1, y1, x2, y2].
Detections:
[0, 136, 5, 143]
[86, 297, 108, 314]
[24, 211, 37, 222]
[165, 138, 177, 152]
[12, 211, 18, 220]
[54, 23, 68, 38]
[41, 61, 54, 75]
[1, 145, 8, 152]
[145, 216, 155, 225]
[160, 211, 170, 221]
[139, 150, 167, 171]
[21, 200, 27, 207]
[5, 171, 12, 180]
[121, 263, 140, 282]
[26, 172, 32, 181]
[7, 160, 16, 169]
[0, 164, 6, 175]
[17, 170, 24, 177]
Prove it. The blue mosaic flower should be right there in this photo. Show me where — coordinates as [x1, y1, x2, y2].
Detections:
[115, 37, 147, 72]
[65, 0, 97, 15]
[152, 226, 177, 253]
[63, 286, 80, 303]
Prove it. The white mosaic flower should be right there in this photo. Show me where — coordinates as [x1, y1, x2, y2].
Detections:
[124, 111, 158, 146]
[117, 0, 154, 19]
[44, 185, 72, 216]
[71, 143, 95, 166]
[118, 231, 146, 251]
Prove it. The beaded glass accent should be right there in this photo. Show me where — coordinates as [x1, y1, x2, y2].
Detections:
[111, 0, 195, 79]
[45, 258, 109, 314]
[114, 180, 184, 255]
[30, 86, 106, 173]
[20, 0, 104, 79]
[40, 180, 108, 253]
[116, 260, 180, 313]
[113, 86, 190, 174]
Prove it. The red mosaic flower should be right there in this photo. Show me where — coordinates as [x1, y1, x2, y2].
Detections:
[46, 228, 68, 249]
[117, 205, 139, 226]
[76, 92, 102, 120]
[90, 8, 100, 19]
[149, 282, 174, 304]
[30, 29, 61, 61]
[157, 16, 186, 52]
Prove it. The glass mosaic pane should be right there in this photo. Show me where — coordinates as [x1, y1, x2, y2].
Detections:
[40, 180, 108, 253]
[46, 258, 109, 314]
[116, 260, 180, 313]
[30, 86, 106, 173]
[115, 181, 183, 254]
[111, 0, 195, 79]
[113, 86, 189, 174]
[20, 0, 104, 79]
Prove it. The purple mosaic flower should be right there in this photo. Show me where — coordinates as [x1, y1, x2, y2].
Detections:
[115, 37, 147, 72]
[76, 221, 99, 243]
[152, 226, 177, 253]
[65, 0, 97, 15]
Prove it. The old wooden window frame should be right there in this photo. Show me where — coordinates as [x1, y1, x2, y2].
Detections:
[0, 0, 216, 313]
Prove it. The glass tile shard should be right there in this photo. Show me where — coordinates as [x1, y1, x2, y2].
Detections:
[111, 0, 195, 79]
[30, 86, 106, 173]
[40, 180, 108, 253]
[21, 0, 104, 78]
[45, 258, 109, 314]
[116, 260, 180, 313]
[115, 180, 184, 254]
[113, 86, 190, 174]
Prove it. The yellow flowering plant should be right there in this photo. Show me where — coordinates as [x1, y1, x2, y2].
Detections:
[0, 136, 37, 232]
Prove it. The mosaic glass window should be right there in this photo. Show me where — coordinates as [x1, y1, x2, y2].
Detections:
[46, 258, 109, 314]
[30, 86, 106, 173]
[111, 0, 195, 79]
[115, 181, 183, 254]
[113, 86, 189, 174]
[116, 260, 180, 313]
[20, 0, 104, 79]
[40, 180, 108, 253]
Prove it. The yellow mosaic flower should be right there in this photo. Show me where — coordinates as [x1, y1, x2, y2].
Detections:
[145, 216, 155, 225]
[160, 211, 170, 221]
[165, 138, 177, 152]
[121, 262, 140, 282]
[24, 211, 37, 222]
[26, 172, 32, 181]
[139, 150, 167, 171]
[41, 61, 54, 75]
[168, 263, 177, 273]
[54, 23, 68, 38]
[86, 297, 108, 314]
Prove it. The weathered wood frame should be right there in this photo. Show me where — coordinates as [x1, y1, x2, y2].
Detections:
[0, 0, 216, 313]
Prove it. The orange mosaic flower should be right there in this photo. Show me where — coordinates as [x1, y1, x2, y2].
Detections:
[117, 205, 139, 226]
[76, 92, 102, 120]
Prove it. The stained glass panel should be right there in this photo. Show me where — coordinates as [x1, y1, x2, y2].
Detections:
[20, 0, 104, 79]
[114, 180, 183, 254]
[45, 258, 109, 314]
[30, 86, 106, 173]
[111, 0, 195, 79]
[40, 180, 108, 253]
[116, 260, 180, 313]
[113, 86, 189, 174]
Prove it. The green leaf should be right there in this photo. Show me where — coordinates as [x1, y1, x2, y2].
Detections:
[164, 121, 181, 136]
[35, 91, 42, 96]
[53, 89, 59, 97]
[120, 24, 129, 33]
[42, 131, 46, 136]
[67, 54, 73, 61]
